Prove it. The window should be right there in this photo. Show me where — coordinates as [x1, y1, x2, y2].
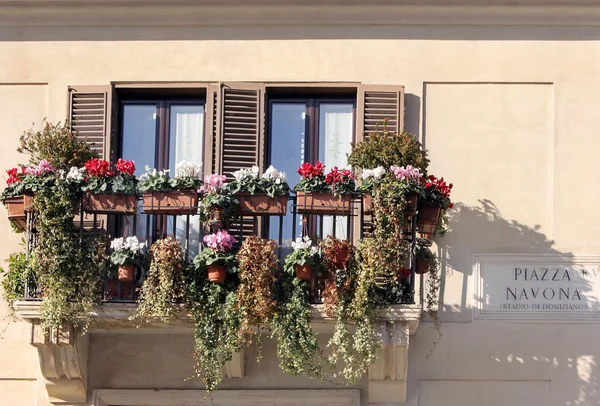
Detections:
[120, 98, 205, 255]
[268, 96, 356, 247]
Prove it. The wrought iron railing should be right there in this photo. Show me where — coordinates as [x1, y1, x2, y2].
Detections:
[22, 193, 419, 305]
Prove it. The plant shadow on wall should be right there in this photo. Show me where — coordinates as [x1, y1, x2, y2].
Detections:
[435, 199, 600, 406]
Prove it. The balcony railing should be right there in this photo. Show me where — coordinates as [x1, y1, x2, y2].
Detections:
[21, 193, 419, 305]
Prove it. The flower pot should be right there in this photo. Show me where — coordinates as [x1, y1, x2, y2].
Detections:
[418, 203, 441, 240]
[106, 280, 134, 301]
[294, 264, 313, 280]
[208, 265, 227, 283]
[5, 195, 27, 231]
[333, 246, 349, 269]
[295, 191, 352, 216]
[83, 192, 137, 215]
[405, 192, 418, 216]
[208, 207, 225, 229]
[362, 194, 373, 215]
[142, 190, 199, 215]
[117, 264, 135, 281]
[415, 257, 430, 274]
[236, 193, 288, 216]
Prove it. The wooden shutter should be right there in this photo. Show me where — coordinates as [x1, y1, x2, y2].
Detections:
[67, 85, 113, 161]
[212, 82, 266, 241]
[356, 84, 405, 142]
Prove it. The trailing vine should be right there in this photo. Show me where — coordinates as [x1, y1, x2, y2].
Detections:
[134, 237, 186, 324]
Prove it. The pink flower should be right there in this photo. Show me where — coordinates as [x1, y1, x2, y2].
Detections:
[24, 160, 55, 176]
[390, 165, 422, 182]
[203, 230, 236, 252]
[203, 173, 227, 194]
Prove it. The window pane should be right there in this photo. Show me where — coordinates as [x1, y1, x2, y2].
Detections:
[121, 104, 158, 242]
[318, 103, 354, 240]
[269, 103, 307, 251]
[167, 104, 205, 258]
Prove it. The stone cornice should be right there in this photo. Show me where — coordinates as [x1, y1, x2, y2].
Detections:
[1, 1, 600, 27]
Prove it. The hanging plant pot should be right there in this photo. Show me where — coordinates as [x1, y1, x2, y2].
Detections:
[295, 191, 352, 216]
[405, 192, 418, 216]
[236, 193, 288, 216]
[83, 192, 137, 215]
[208, 207, 225, 229]
[118, 264, 135, 281]
[208, 265, 227, 283]
[5, 195, 28, 231]
[294, 264, 313, 280]
[362, 194, 373, 215]
[415, 257, 430, 274]
[418, 203, 441, 240]
[142, 191, 199, 215]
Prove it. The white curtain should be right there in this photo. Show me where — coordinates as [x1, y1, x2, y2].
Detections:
[320, 104, 354, 239]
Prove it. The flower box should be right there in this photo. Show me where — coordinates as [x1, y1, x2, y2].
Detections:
[5, 194, 32, 230]
[295, 191, 352, 216]
[418, 203, 441, 241]
[142, 191, 199, 215]
[236, 193, 288, 216]
[83, 192, 137, 215]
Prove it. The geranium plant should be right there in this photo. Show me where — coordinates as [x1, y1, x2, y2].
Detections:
[81, 158, 137, 195]
[228, 165, 289, 197]
[109, 236, 147, 268]
[137, 161, 203, 192]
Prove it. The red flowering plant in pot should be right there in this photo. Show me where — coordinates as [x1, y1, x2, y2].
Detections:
[81, 158, 138, 214]
[418, 175, 453, 240]
[294, 162, 356, 215]
[193, 230, 238, 283]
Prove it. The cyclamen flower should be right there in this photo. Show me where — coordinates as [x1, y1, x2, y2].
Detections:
[362, 166, 385, 181]
[115, 158, 136, 176]
[390, 165, 423, 182]
[6, 168, 20, 184]
[261, 165, 287, 184]
[291, 236, 317, 255]
[176, 161, 203, 179]
[24, 160, 55, 176]
[202, 173, 227, 194]
[85, 158, 114, 177]
[422, 175, 453, 199]
[203, 230, 236, 252]
[232, 165, 259, 181]
[325, 167, 354, 185]
[298, 161, 325, 179]
[66, 167, 86, 182]
[110, 236, 146, 254]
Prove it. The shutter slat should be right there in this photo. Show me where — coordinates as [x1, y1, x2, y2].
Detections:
[68, 88, 110, 160]
[357, 85, 405, 140]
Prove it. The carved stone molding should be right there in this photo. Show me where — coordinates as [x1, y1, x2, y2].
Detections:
[368, 321, 411, 404]
[30, 321, 88, 404]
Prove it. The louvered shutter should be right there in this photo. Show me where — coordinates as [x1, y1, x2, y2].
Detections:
[356, 84, 405, 142]
[213, 83, 266, 241]
[67, 86, 113, 161]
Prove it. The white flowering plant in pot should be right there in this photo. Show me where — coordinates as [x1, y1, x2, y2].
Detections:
[228, 165, 290, 197]
[138, 161, 203, 192]
[109, 236, 147, 281]
[284, 236, 320, 280]
[358, 166, 386, 195]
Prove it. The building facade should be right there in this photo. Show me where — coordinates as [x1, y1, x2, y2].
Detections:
[1, 1, 600, 405]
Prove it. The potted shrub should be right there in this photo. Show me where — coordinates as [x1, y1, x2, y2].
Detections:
[81, 158, 138, 214]
[193, 230, 237, 283]
[138, 161, 203, 215]
[415, 245, 437, 274]
[285, 236, 319, 280]
[418, 175, 453, 241]
[358, 166, 385, 215]
[294, 162, 355, 215]
[199, 174, 238, 229]
[228, 165, 290, 216]
[390, 164, 424, 216]
[109, 236, 147, 281]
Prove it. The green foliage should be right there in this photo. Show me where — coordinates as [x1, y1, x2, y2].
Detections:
[30, 178, 109, 331]
[193, 248, 237, 270]
[0, 174, 54, 204]
[134, 237, 186, 324]
[17, 120, 98, 171]
[0, 251, 32, 315]
[82, 173, 137, 195]
[200, 193, 239, 223]
[185, 265, 241, 392]
[348, 126, 429, 174]
[137, 169, 201, 192]
[294, 175, 329, 194]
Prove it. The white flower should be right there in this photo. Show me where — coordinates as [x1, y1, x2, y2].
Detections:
[233, 166, 259, 181]
[66, 167, 85, 182]
[261, 165, 287, 183]
[362, 166, 385, 181]
[176, 161, 203, 179]
[110, 237, 124, 251]
[292, 236, 314, 251]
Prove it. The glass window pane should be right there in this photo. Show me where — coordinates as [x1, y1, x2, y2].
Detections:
[268, 103, 307, 252]
[121, 104, 158, 242]
[318, 103, 354, 240]
[167, 104, 205, 258]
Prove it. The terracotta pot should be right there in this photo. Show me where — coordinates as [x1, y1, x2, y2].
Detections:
[295, 191, 353, 216]
[5, 196, 27, 231]
[362, 194, 373, 215]
[236, 193, 288, 216]
[415, 257, 430, 274]
[405, 192, 418, 216]
[208, 265, 227, 283]
[142, 191, 199, 215]
[117, 264, 135, 281]
[83, 192, 137, 215]
[333, 246, 349, 268]
[208, 207, 225, 229]
[106, 280, 133, 300]
[295, 264, 313, 280]
[418, 203, 441, 239]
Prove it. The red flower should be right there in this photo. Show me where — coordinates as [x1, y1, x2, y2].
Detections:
[397, 267, 411, 280]
[84, 158, 114, 178]
[313, 161, 325, 176]
[298, 162, 315, 178]
[6, 168, 20, 185]
[115, 158, 135, 176]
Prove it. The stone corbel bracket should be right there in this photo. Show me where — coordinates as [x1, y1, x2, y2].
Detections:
[30, 320, 89, 405]
[368, 321, 414, 405]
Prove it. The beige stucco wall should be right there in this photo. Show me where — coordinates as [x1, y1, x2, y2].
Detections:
[1, 4, 600, 405]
